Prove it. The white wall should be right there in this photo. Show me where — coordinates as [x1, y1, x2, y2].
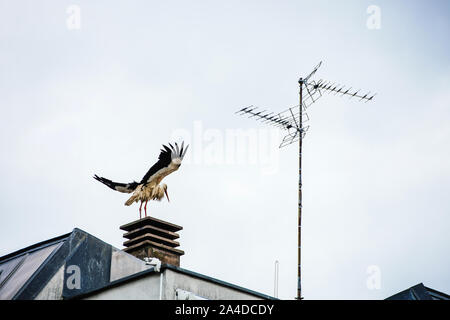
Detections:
[85, 274, 161, 300]
[84, 268, 266, 300]
[163, 269, 263, 300]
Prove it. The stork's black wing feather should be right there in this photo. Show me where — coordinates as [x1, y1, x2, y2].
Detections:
[93, 175, 139, 193]
[140, 145, 172, 184]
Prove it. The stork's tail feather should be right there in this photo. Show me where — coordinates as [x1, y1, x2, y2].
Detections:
[124, 193, 140, 206]
[93, 174, 139, 193]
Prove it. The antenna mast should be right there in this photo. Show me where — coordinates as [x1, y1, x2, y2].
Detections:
[297, 76, 304, 301]
[236, 61, 375, 300]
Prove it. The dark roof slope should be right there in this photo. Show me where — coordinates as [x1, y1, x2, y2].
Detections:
[0, 228, 115, 300]
[386, 283, 450, 300]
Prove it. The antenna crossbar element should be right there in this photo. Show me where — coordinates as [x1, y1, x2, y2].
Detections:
[303, 61, 322, 83]
[236, 105, 310, 148]
[236, 106, 303, 130]
[308, 80, 376, 102]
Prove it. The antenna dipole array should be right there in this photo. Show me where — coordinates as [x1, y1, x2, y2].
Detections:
[236, 105, 310, 147]
[235, 61, 375, 300]
[236, 62, 375, 148]
[307, 79, 376, 102]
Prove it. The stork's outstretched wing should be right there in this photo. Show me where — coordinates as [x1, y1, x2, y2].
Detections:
[93, 175, 139, 193]
[140, 141, 189, 185]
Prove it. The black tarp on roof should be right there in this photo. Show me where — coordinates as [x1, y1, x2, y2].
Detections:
[386, 283, 450, 300]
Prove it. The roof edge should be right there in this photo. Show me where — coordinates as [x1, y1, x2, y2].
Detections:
[424, 285, 450, 300]
[0, 231, 72, 264]
[67, 266, 157, 300]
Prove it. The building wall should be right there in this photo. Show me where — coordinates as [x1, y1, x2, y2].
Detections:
[163, 269, 263, 300]
[110, 248, 151, 282]
[85, 274, 161, 300]
[34, 246, 150, 300]
[84, 269, 265, 300]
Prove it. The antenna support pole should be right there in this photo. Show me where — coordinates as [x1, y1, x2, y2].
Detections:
[297, 78, 304, 300]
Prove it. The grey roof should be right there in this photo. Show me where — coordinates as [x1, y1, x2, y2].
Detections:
[0, 228, 142, 300]
[0, 232, 69, 300]
[386, 283, 450, 300]
[0, 228, 275, 300]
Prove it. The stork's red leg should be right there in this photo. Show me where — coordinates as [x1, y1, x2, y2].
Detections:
[144, 200, 148, 217]
[139, 201, 143, 219]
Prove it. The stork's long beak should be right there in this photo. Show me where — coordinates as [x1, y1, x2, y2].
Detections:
[164, 188, 170, 202]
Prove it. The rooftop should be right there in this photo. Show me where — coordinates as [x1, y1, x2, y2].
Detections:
[386, 283, 450, 300]
[0, 228, 275, 300]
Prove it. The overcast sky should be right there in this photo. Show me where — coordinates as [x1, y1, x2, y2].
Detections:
[1, 0, 449, 300]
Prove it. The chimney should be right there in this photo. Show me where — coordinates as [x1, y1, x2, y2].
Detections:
[120, 216, 184, 266]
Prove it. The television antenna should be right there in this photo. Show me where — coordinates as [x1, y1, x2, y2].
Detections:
[236, 61, 375, 300]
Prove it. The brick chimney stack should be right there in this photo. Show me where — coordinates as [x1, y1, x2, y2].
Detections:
[120, 216, 184, 266]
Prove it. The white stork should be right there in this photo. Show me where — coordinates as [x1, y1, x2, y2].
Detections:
[94, 142, 188, 218]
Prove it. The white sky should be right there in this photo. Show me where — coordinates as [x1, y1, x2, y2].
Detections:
[0, 0, 449, 300]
